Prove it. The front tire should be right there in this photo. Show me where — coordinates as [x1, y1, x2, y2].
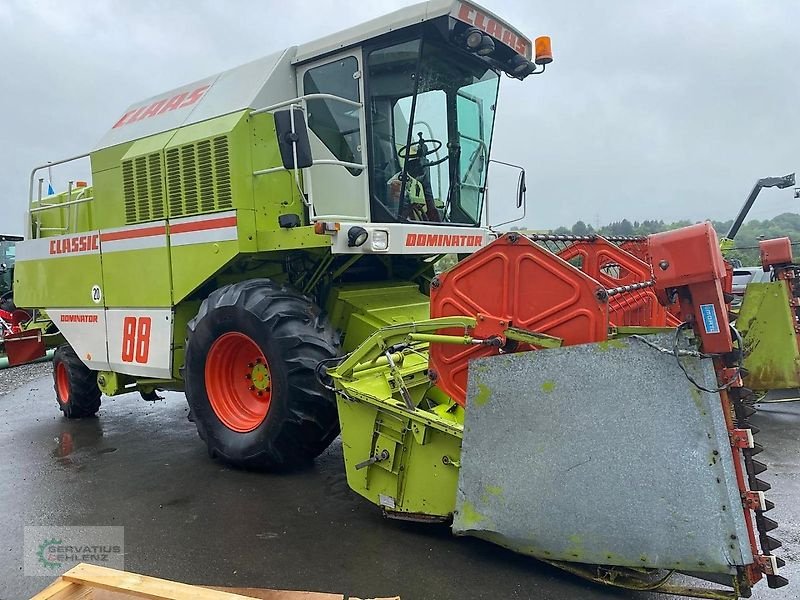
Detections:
[53, 345, 102, 418]
[184, 279, 340, 471]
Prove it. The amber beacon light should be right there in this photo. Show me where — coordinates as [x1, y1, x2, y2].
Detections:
[535, 36, 553, 65]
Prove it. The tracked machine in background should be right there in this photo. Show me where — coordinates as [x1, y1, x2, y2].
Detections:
[9, 1, 789, 597]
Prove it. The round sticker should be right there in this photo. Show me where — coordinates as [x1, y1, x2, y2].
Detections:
[91, 285, 102, 304]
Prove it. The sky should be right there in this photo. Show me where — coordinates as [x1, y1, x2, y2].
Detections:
[0, 0, 798, 235]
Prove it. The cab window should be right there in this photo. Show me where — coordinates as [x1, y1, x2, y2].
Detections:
[303, 57, 362, 175]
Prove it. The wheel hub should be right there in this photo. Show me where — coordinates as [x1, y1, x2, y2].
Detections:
[249, 360, 271, 393]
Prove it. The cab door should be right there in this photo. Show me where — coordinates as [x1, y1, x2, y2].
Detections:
[296, 51, 370, 221]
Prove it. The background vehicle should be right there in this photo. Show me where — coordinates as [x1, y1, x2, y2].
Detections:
[1, 235, 26, 352]
[0, 234, 21, 305]
[732, 266, 771, 308]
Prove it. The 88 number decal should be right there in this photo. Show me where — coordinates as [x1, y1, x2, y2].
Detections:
[121, 316, 152, 363]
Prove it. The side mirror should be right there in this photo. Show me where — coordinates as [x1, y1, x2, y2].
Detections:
[486, 160, 527, 230]
[274, 107, 313, 170]
[517, 169, 527, 209]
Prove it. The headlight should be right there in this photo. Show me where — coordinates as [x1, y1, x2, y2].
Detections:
[347, 226, 369, 247]
[371, 230, 389, 251]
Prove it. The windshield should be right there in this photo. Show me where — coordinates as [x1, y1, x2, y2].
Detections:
[0, 241, 14, 267]
[366, 37, 499, 226]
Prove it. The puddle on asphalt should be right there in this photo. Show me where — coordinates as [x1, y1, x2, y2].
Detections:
[50, 420, 114, 466]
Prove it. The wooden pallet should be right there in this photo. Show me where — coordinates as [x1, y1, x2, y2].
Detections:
[32, 563, 400, 600]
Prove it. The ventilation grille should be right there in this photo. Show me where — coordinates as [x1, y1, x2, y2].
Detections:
[165, 136, 232, 217]
[122, 152, 165, 224]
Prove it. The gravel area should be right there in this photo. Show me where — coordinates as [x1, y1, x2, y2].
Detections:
[0, 360, 51, 397]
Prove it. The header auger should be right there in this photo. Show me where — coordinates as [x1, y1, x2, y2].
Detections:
[6, 1, 791, 597]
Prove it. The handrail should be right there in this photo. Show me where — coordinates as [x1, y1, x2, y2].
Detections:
[253, 160, 365, 177]
[30, 195, 94, 213]
[312, 159, 365, 171]
[460, 132, 488, 185]
[28, 154, 89, 206]
[27, 154, 91, 239]
[250, 93, 362, 116]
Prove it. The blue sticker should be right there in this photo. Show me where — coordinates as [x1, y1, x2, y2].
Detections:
[699, 304, 720, 334]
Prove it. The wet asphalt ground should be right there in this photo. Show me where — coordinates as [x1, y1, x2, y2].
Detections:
[0, 365, 799, 600]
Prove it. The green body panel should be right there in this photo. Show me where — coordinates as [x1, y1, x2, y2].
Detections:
[257, 225, 331, 251]
[103, 246, 172, 307]
[92, 144, 132, 230]
[738, 281, 800, 391]
[329, 319, 472, 518]
[337, 395, 462, 518]
[171, 237, 241, 304]
[326, 283, 432, 351]
[15, 252, 102, 308]
[249, 112, 310, 233]
[98, 134, 170, 304]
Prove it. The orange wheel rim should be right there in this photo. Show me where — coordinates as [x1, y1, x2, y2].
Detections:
[56, 362, 70, 403]
[205, 332, 272, 433]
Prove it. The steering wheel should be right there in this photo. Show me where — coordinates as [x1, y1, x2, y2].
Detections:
[398, 138, 449, 166]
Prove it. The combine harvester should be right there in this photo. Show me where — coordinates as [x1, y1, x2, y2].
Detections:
[8, 1, 789, 596]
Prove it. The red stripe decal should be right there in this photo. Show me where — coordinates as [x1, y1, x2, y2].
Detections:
[100, 225, 167, 242]
[170, 216, 237, 234]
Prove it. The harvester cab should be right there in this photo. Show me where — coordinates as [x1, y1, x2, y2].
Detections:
[286, 0, 550, 248]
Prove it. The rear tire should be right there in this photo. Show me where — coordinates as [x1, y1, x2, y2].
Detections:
[184, 279, 340, 471]
[53, 345, 102, 418]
